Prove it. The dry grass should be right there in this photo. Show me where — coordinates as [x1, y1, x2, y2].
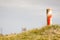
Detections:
[0, 25, 60, 40]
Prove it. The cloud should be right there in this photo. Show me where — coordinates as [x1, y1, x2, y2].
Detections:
[0, 0, 60, 34]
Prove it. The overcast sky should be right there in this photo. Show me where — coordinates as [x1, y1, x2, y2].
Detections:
[0, 0, 60, 34]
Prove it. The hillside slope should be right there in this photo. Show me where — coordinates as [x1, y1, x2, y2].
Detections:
[0, 25, 60, 40]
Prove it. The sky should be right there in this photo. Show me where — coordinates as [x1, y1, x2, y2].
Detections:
[0, 0, 60, 34]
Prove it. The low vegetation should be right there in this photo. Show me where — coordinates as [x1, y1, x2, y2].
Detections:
[0, 25, 60, 40]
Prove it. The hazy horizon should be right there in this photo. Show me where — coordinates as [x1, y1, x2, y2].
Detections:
[0, 0, 60, 34]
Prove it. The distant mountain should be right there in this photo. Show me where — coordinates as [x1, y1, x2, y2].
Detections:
[0, 25, 60, 40]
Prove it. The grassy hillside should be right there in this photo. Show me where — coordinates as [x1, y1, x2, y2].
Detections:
[0, 25, 60, 40]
